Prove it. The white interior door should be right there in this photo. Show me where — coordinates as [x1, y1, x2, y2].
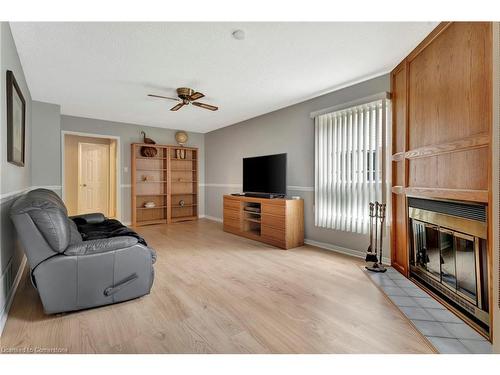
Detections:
[78, 142, 110, 215]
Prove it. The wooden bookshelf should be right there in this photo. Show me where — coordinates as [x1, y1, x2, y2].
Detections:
[131, 143, 198, 226]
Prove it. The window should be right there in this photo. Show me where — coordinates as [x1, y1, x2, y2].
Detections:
[314, 97, 389, 234]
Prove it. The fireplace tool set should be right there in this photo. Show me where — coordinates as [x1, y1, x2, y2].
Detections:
[365, 201, 387, 273]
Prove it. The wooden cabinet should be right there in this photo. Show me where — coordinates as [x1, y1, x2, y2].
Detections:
[390, 22, 493, 277]
[223, 195, 304, 249]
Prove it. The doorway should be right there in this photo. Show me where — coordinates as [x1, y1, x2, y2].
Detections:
[78, 142, 110, 215]
[63, 133, 118, 218]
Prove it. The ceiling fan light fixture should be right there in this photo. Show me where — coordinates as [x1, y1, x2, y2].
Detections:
[149, 87, 218, 112]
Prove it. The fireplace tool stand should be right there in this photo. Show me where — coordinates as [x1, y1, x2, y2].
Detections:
[365, 202, 378, 263]
[366, 202, 387, 273]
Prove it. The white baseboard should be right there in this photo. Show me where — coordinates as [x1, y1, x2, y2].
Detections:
[0, 255, 27, 337]
[125, 217, 208, 225]
[304, 238, 391, 264]
[203, 215, 223, 223]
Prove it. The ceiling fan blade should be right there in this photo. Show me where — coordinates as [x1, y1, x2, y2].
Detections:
[192, 102, 218, 111]
[189, 92, 205, 101]
[148, 94, 180, 102]
[170, 103, 185, 111]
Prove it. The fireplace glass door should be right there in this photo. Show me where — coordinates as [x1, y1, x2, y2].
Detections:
[423, 224, 441, 279]
[413, 221, 440, 280]
[411, 220, 479, 306]
[440, 229, 456, 290]
[454, 233, 477, 303]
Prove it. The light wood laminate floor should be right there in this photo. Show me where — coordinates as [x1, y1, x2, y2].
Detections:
[0, 219, 433, 353]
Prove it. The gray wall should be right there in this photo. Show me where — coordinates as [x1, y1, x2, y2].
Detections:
[60, 115, 205, 223]
[0, 22, 32, 330]
[29, 105, 205, 224]
[205, 74, 390, 256]
[31, 101, 61, 188]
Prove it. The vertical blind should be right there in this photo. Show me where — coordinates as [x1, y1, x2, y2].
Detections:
[314, 99, 388, 234]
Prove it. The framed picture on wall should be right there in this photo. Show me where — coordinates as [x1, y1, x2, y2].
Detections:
[6, 70, 26, 167]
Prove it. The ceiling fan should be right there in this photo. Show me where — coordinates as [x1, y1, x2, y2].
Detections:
[148, 87, 218, 112]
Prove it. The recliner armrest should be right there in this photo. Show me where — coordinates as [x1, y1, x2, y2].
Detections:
[64, 236, 138, 256]
[69, 212, 106, 224]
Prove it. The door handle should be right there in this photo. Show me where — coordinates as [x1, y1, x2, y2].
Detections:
[81, 184, 87, 187]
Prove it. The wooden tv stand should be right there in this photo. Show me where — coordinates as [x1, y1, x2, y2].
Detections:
[223, 195, 304, 249]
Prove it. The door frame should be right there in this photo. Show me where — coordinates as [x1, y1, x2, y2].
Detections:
[77, 142, 110, 216]
[61, 130, 121, 222]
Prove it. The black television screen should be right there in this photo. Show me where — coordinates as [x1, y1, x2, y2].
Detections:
[243, 153, 287, 195]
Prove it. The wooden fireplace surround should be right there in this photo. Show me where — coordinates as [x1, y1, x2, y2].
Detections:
[390, 22, 493, 339]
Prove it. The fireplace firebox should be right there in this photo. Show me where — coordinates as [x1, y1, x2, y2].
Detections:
[408, 197, 489, 336]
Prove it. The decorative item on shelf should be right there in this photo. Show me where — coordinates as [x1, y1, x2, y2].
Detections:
[365, 202, 387, 273]
[175, 131, 188, 146]
[144, 202, 156, 208]
[178, 200, 185, 207]
[175, 149, 186, 159]
[142, 175, 152, 182]
[140, 131, 158, 157]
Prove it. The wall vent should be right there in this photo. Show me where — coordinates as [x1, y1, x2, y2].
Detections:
[1, 262, 14, 311]
[408, 197, 486, 222]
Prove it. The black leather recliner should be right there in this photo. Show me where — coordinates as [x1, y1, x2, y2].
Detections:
[10, 188, 156, 314]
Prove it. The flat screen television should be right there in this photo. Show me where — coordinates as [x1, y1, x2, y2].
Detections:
[243, 153, 287, 196]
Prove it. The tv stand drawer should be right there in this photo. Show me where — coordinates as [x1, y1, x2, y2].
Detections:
[262, 214, 285, 229]
[223, 208, 240, 221]
[261, 204, 285, 217]
[262, 225, 285, 242]
[224, 199, 241, 211]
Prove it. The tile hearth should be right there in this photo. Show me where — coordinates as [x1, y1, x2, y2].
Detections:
[365, 267, 492, 354]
